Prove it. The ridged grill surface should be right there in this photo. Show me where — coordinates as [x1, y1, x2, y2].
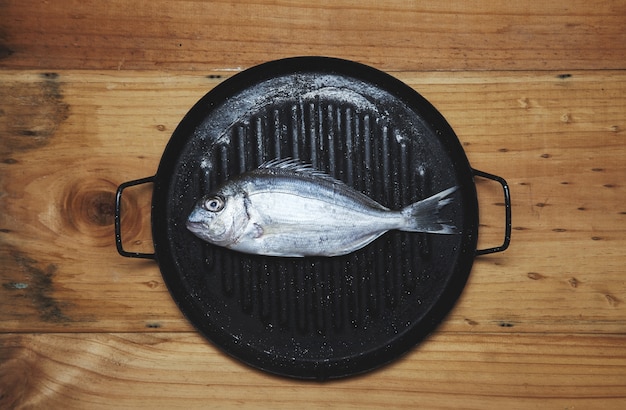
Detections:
[198, 97, 437, 335]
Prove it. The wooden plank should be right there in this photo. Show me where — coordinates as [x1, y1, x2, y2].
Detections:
[0, 70, 624, 334]
[1, 332, 625, 409]
[1, 0, 625, 71]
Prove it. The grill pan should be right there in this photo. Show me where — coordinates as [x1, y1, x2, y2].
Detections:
[115, 57, 511, 380]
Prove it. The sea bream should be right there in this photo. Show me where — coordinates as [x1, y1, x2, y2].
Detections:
[186, 158, 458, 257]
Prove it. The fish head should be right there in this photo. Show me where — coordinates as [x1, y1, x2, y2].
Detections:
[186, 187, 249, 246]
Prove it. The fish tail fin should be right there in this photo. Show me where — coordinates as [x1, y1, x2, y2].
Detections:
[400, 186, 459, 234]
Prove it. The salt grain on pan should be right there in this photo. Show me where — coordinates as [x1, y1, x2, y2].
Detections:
[395, 129, 408, 146]
[200, 157, 212, 170]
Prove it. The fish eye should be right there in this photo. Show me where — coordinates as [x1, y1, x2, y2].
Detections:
[203, 196, 225, 212]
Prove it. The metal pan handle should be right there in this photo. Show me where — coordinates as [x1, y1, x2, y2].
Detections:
[472, 169, 511, 256]
[115, 176, 156, 259]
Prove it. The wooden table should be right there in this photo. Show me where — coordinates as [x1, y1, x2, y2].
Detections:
[1, 1, 625, 408]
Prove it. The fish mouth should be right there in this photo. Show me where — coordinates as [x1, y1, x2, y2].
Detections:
[186, 208, 208, 233]
[186, 220, 205, 234]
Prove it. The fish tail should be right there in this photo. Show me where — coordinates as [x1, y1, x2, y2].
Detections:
[400, 186, 459, 234]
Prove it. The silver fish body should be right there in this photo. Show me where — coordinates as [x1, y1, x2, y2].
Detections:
[186, 159, 458, 257]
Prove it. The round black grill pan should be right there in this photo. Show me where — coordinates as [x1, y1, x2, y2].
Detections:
[115, 57, 511, 380]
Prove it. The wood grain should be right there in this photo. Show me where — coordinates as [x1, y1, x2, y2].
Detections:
[1, 0, 626, 407]
[1, 0, 625, 71]
[2, 332, 625, 409]
[0, 70, 624, 335]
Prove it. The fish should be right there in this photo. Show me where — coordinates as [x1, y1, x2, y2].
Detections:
[186, 158, 458, 257]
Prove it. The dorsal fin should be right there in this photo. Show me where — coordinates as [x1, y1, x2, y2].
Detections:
[259, 157, 313, 172]
[258, 158, 338, 182]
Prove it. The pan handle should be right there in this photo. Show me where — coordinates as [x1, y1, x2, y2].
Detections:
[472, 169, 511, 256]
[115, 176, 156, 259]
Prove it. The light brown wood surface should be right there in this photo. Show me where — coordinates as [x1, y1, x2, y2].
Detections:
[2, 0, 626, 71]
[1, 1, 625, 409]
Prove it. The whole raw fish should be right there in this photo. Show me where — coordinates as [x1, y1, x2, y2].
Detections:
[187, 158, 457, 257]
